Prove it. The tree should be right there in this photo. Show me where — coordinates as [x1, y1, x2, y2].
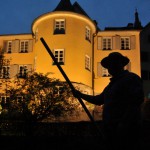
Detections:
[4, 72, 81, 122]
[0, 48, 4, 77]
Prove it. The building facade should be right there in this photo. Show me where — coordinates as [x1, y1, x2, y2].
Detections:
[0, 0, 144, 100]
[140, 23, 150, 98]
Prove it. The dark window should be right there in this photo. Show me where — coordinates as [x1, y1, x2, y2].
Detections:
[121, 37, 130, 50]
[18, 66, 27, 78]
[54, 28, 65, 34]
[53, 49, 64, 65]
[54, 20, 65, 35]
[0, 66, 10, 79]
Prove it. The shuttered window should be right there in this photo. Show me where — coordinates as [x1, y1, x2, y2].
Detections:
[97, 62, 110, 77]
[9, 64, 32, 79]
[3, 40, 33, 53]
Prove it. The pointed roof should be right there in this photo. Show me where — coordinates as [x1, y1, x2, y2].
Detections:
[53, 0, 74, 12]
[73, 2, 90, 18]
[53, 0, 89, 18]
[134, 9, 143, 29]
[53, 0, 99, 30]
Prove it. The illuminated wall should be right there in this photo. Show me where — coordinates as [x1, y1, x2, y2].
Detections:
[94, 30, 141, 94]
[0, 11, 141, 96]
[32, 11, 96, 93]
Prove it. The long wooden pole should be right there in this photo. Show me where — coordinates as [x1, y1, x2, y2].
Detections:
[40, 37, 103, 136]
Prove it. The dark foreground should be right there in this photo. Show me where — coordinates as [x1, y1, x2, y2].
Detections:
[0, 120, 150, 150]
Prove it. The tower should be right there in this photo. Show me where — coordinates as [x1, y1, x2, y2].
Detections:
[134, 9, 143, 29]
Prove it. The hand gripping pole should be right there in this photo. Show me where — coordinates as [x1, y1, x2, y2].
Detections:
[40, 37, 103, 137]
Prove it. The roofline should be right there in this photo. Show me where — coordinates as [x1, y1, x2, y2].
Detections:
[0, 33, 32, 36]
[32, 11, 97, 35]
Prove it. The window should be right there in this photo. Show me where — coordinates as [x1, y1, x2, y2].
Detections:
[97, 63, 110, 77]
[18, 65, 27, 78]
[121, 37, 130, 50]
[124, 61, 131, 71]
[1, 96, 10, 108]
[85, 26, 91, 42]
[102, 37, 112, 50]
[0, 66, 10, 79]
[54, 19, 65, 34]
[101, 67, 110, 77]
[20, 40, 29, 53]
[53, 86, 64, 95]
[85, 55, 91, 71]
[7, 41, 12, 53]
[17, 96, 23, 103]
[53, 49, 64, 65]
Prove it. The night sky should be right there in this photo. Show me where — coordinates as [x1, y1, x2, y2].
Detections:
[0, 0, 150, 34]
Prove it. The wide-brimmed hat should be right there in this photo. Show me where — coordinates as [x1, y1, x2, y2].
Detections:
[101, 52, 129, 69]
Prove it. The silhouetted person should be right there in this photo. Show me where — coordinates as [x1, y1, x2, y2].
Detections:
[73, 52, 144, 150]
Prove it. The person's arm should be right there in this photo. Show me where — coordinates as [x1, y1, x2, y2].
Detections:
[73, 90, 104, 105]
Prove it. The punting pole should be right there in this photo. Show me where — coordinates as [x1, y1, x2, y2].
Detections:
[40, 37, 103, 137]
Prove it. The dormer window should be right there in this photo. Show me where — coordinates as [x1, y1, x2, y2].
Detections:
[54, 19, 65, 34]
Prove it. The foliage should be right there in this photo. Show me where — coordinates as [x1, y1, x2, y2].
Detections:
[0, 48, 4, 71]
[1, 72, 81, 122]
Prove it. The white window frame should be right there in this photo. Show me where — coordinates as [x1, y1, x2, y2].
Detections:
[85, 26, 91, 41]
[97, 63, 110, 77]
[53, 86, 63, 95]
[20, 40, 29, 53]
[0, 66, 10, 79]
[7, 41, 12, 53]
[102, 37, 112, 50]
[55, 19, 65, 30]
[124, 61, 131, 71]
[18, 65, 28, 78]
[101, 67, 110, 77]
[17, 96, 23, 103]
[1, 96, 10, 104]
[85, 55, 91, 71]
[121, 37, 130, 50]
[54, 49, 65, 64]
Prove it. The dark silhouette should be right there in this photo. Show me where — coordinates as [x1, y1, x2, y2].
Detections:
[73, 52, 144, 150]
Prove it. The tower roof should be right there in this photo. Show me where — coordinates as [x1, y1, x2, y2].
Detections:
[134, 9, 143, 29]
[52, 0, 99, 30]
[53, 0, 89, 18]
[53, 0, 75, 12]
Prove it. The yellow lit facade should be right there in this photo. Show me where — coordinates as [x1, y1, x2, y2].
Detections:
[0, 0, 142, 97]
[94, 30, 141, 94]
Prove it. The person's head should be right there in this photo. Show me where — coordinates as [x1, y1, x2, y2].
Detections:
[101, 52, 129, 76]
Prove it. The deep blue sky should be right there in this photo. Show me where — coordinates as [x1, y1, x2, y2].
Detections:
[0, 0, 150, 34]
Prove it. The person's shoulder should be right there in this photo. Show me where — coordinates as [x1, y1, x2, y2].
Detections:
[127, 71, 142, 80]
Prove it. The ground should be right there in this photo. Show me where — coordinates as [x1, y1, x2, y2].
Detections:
[0, 120, 150, 150]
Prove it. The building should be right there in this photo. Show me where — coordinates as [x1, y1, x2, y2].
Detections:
[140, 22, 150, 98]
[0, 0, 144, 105]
